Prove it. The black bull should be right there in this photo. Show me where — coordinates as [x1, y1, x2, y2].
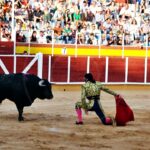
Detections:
[0, 73, 53, 121]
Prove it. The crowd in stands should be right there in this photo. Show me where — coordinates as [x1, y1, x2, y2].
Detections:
[0, 0, 150, 46]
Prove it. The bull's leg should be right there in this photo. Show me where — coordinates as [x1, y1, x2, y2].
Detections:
[16, 105, 24, 121]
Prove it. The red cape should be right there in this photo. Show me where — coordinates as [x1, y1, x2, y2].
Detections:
[115, 95, 134, 126]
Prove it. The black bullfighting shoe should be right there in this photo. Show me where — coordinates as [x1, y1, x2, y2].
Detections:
[75, 121, 83, 125]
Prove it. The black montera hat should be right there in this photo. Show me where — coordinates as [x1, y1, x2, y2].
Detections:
[84, 73, 95, 83]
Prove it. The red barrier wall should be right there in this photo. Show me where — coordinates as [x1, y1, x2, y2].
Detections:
[70, 57, 87, 82]
[128, 58, 145, 82]
[0, 57, 14, 73]
[49, 56, 150, 83]
[43, 55, 49, 79]
[16, 57, 37, 74]
[0, 55, 150, 84]
[108, 58, 125, 82]
[51, 56, 68, 82]
[147, 59, 150, 82]
[0, 56, 37, 74]
[90, 57, 106, 82]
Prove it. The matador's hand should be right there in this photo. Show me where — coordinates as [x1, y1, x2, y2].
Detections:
[115, 94, 122, 99]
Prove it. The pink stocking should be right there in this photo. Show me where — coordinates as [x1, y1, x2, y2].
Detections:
[105, 117, 112, 125]
[76, 108, 83, 122]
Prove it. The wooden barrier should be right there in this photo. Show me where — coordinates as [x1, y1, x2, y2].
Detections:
[51, 56, 68, 82]
[0, 57, 14, 73]
[0, 55, 149, 84]
[48, 56, 150, 83]
[128, 58, 145, 82]
[147, 59, 150, 82]
[16, 57, 37, 74]
[90, 57, 106, 82]
[70, 57, 87, 82]
[108, 58, 125, 82]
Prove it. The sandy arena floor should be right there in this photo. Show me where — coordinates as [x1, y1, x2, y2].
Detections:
[0, 86, 150, 150]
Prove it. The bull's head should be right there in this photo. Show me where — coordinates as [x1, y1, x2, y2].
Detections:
[38, 79, 53, 99]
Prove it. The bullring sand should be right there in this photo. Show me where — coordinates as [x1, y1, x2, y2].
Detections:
[0, 86, 150, 150]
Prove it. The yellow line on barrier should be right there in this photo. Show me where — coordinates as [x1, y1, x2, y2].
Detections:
[16, 46, 149, 57]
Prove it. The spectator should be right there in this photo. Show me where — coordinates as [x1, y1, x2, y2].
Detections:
[101, 34, 108, 46]
[62, 23, 73, 44]
[129, 18, 140, 41]
[87, 33, 97, 45]
[27, 5, 34, 22]
[77, 33, 86, 44]
[80, 0, 89, 14]
[139, 19, 150, 43]
[109, 0, 118, 20]
[16, 30, 26, 42]
[85, 8, 95, 22]
[80, 23, 88, 34]
[64, 9, 72, 25]
[104, 9, 112, 21]
[30, 30, 38, 43]
[140, 0, 146, 14]
[107, 31, 117, 45]
[0, 0, 150, 47]
[95, 7, 105, 28]
[132, 37, 142, 47]
[53, 22, 63, 43]
[148, 35, 150, 46]
[140, 19, 150, 35]
[38, 30, 47, 43]
[73, 9, 81, 26]
[119, 3, 134, 19]
[43, 6, 51, 23]
[53, 9, 64, 27]
[103, 18, 113, 34]
[33, 5, 44, 29]
[116, 34, 123, 45]
[68, 1, 78, 21]
[89, 0, 97, 14]
[1, 27, 11, 41]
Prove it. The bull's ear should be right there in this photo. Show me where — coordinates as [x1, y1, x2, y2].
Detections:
[39, 80, 46, 87]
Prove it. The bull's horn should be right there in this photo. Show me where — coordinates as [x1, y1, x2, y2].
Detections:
[39, 80, 46, 86]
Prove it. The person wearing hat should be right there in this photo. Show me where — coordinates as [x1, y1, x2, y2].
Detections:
[75, 73, 119, 125]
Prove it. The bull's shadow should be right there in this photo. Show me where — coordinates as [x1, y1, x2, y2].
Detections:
[0, 112, 50, 122]
[0, 112, 67, 123]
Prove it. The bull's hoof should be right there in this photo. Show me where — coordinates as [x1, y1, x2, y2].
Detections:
[18, 117, 24, 121]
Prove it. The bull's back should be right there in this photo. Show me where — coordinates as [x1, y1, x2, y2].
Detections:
[0, 73, 24, 100]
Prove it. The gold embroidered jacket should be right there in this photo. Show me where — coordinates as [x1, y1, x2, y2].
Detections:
[81, 81, 117, 109]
